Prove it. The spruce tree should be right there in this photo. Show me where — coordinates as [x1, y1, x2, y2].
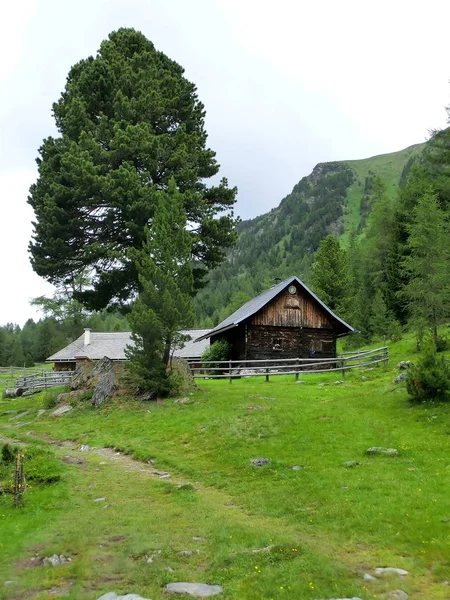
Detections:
[401, 191, 450, 344]
[369, 289, 391, 339]
[125, 179, 194, 395]
[311, 235, 351, 317]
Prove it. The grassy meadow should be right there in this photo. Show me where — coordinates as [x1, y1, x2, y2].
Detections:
[1, 333, 450, 599]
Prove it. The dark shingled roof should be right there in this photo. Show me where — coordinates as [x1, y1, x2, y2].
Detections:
[195, 276, 354, 341]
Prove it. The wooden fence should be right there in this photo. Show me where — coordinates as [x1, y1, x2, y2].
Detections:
[0, 366, 51, 378]
[189, 346, 388, 382]
[5, 371, 75, 393]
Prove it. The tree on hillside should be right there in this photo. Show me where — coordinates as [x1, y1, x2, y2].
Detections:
[311, 235, 351, 317]
[401, 191, 450, 344]
[28, 28, 236, 312]
[125, 180, 194, 394]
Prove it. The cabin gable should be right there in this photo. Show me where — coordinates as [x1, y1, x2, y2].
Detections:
[251, 283, 333, 329]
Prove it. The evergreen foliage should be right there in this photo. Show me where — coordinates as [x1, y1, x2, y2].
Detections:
[125, 180, 194, 395]
[201, 339, 230, 374]
[406, 338, 450, 402]
[28, 28, 236, 311]
[401, 191, 450, 344]
[311, 235, 351, 317]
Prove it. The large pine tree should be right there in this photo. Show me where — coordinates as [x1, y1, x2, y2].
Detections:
[28, 28, 236, 311]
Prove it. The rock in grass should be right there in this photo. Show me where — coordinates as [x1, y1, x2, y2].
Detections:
[374, 567, 408, 576]
[397, 361, 411, 370]
[250, 458, 269, 467]
[79, 445, 90, 452]
[366, 447, 398, 456]
[385, 591, 409, 600]
[8, 410, 32, 421]
[317, 597, 363, 600]
[42, 554, 69, 567]
[62, 456, 84, 465]
[51, 405, 73, 416]
[343, 461, 360, 468]
[363, 573, 376, 581]
[97, 594, 152, 600]
[165, 582, 223, 597]
[393, 372, 408, 384]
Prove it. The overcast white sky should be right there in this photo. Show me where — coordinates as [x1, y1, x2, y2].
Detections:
[1, 0, 450, 326]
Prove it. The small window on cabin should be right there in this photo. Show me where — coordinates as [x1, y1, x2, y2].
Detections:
[272, 338, 283, 351]
[323, 341, 334, 353]
[311, 339, 323, 353]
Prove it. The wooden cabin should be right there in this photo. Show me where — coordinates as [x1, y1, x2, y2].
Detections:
[196, 276, 353, 362]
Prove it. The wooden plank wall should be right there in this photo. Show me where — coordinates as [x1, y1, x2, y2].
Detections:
[252, 284, 333, 329]
[247, 326, 335, 360]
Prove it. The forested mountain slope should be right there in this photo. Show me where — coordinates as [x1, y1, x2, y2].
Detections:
[194, 143, 425, 327]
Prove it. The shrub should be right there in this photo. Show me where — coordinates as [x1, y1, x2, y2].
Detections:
[436, 335, 449, 352]
[25, 446, 62, 484]
[41, 385, 69, 409]
[167, 358, 195, 396]
[388, 320, 403, 342]
[406, 338, 450, 402]
[201, 339, 230, 374]
[1, 443, 17, 464]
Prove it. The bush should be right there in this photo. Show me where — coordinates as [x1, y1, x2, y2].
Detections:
[1, 444, 17, 464]
[388, 320, 403, 342]
[201, 339, 230, 374]
[436, 335, 449, 352]
[406, 338, 450, 402]
[40, 385, 68, 409]
[167, 358, 195, 396]
[24, 445, 62, 484]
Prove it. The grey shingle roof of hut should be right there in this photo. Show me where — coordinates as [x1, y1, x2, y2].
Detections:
[195, 276, 354, 341]
[47, 330, 211, 363]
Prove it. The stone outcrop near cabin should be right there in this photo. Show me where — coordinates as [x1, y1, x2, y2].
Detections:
[71, 357, 118, 407]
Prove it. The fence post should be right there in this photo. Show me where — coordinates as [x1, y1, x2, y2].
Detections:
[229, 360, 232, 384]
[383, 337, 388, 366]
[341, 357, 345, 380]
[265, 367, 269, 383]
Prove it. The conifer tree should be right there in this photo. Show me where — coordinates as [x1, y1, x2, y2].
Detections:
[125, 179, 194, 394]
[28, 28, 236, 311]
[370, 289, 391, 339]
[402, 191, 450, 344]
[311, 235, 351, 317]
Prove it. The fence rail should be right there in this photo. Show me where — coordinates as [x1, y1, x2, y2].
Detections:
[5, 371, 75, 393]
[189, 346, 388, 382]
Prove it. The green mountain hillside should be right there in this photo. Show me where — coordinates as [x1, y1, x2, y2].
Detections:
[194, 143, 425, 327]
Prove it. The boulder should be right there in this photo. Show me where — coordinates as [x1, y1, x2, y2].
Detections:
[92, 357, 118, 408]
[165, 582, 223, 597]
[393, 372, 408, 384]
[96, 594, 152, 600]
[51, 405, 73, 417]
[250, 458, 269, 467]
[397, 361, 411, 370]
[385, 591, 409, 600]
[366, 447, 399, 457]
[42, 554, 70, 567]
[374, 567, 408, 576]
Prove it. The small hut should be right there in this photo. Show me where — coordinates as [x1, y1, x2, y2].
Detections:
[195, 276, 353, 361]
